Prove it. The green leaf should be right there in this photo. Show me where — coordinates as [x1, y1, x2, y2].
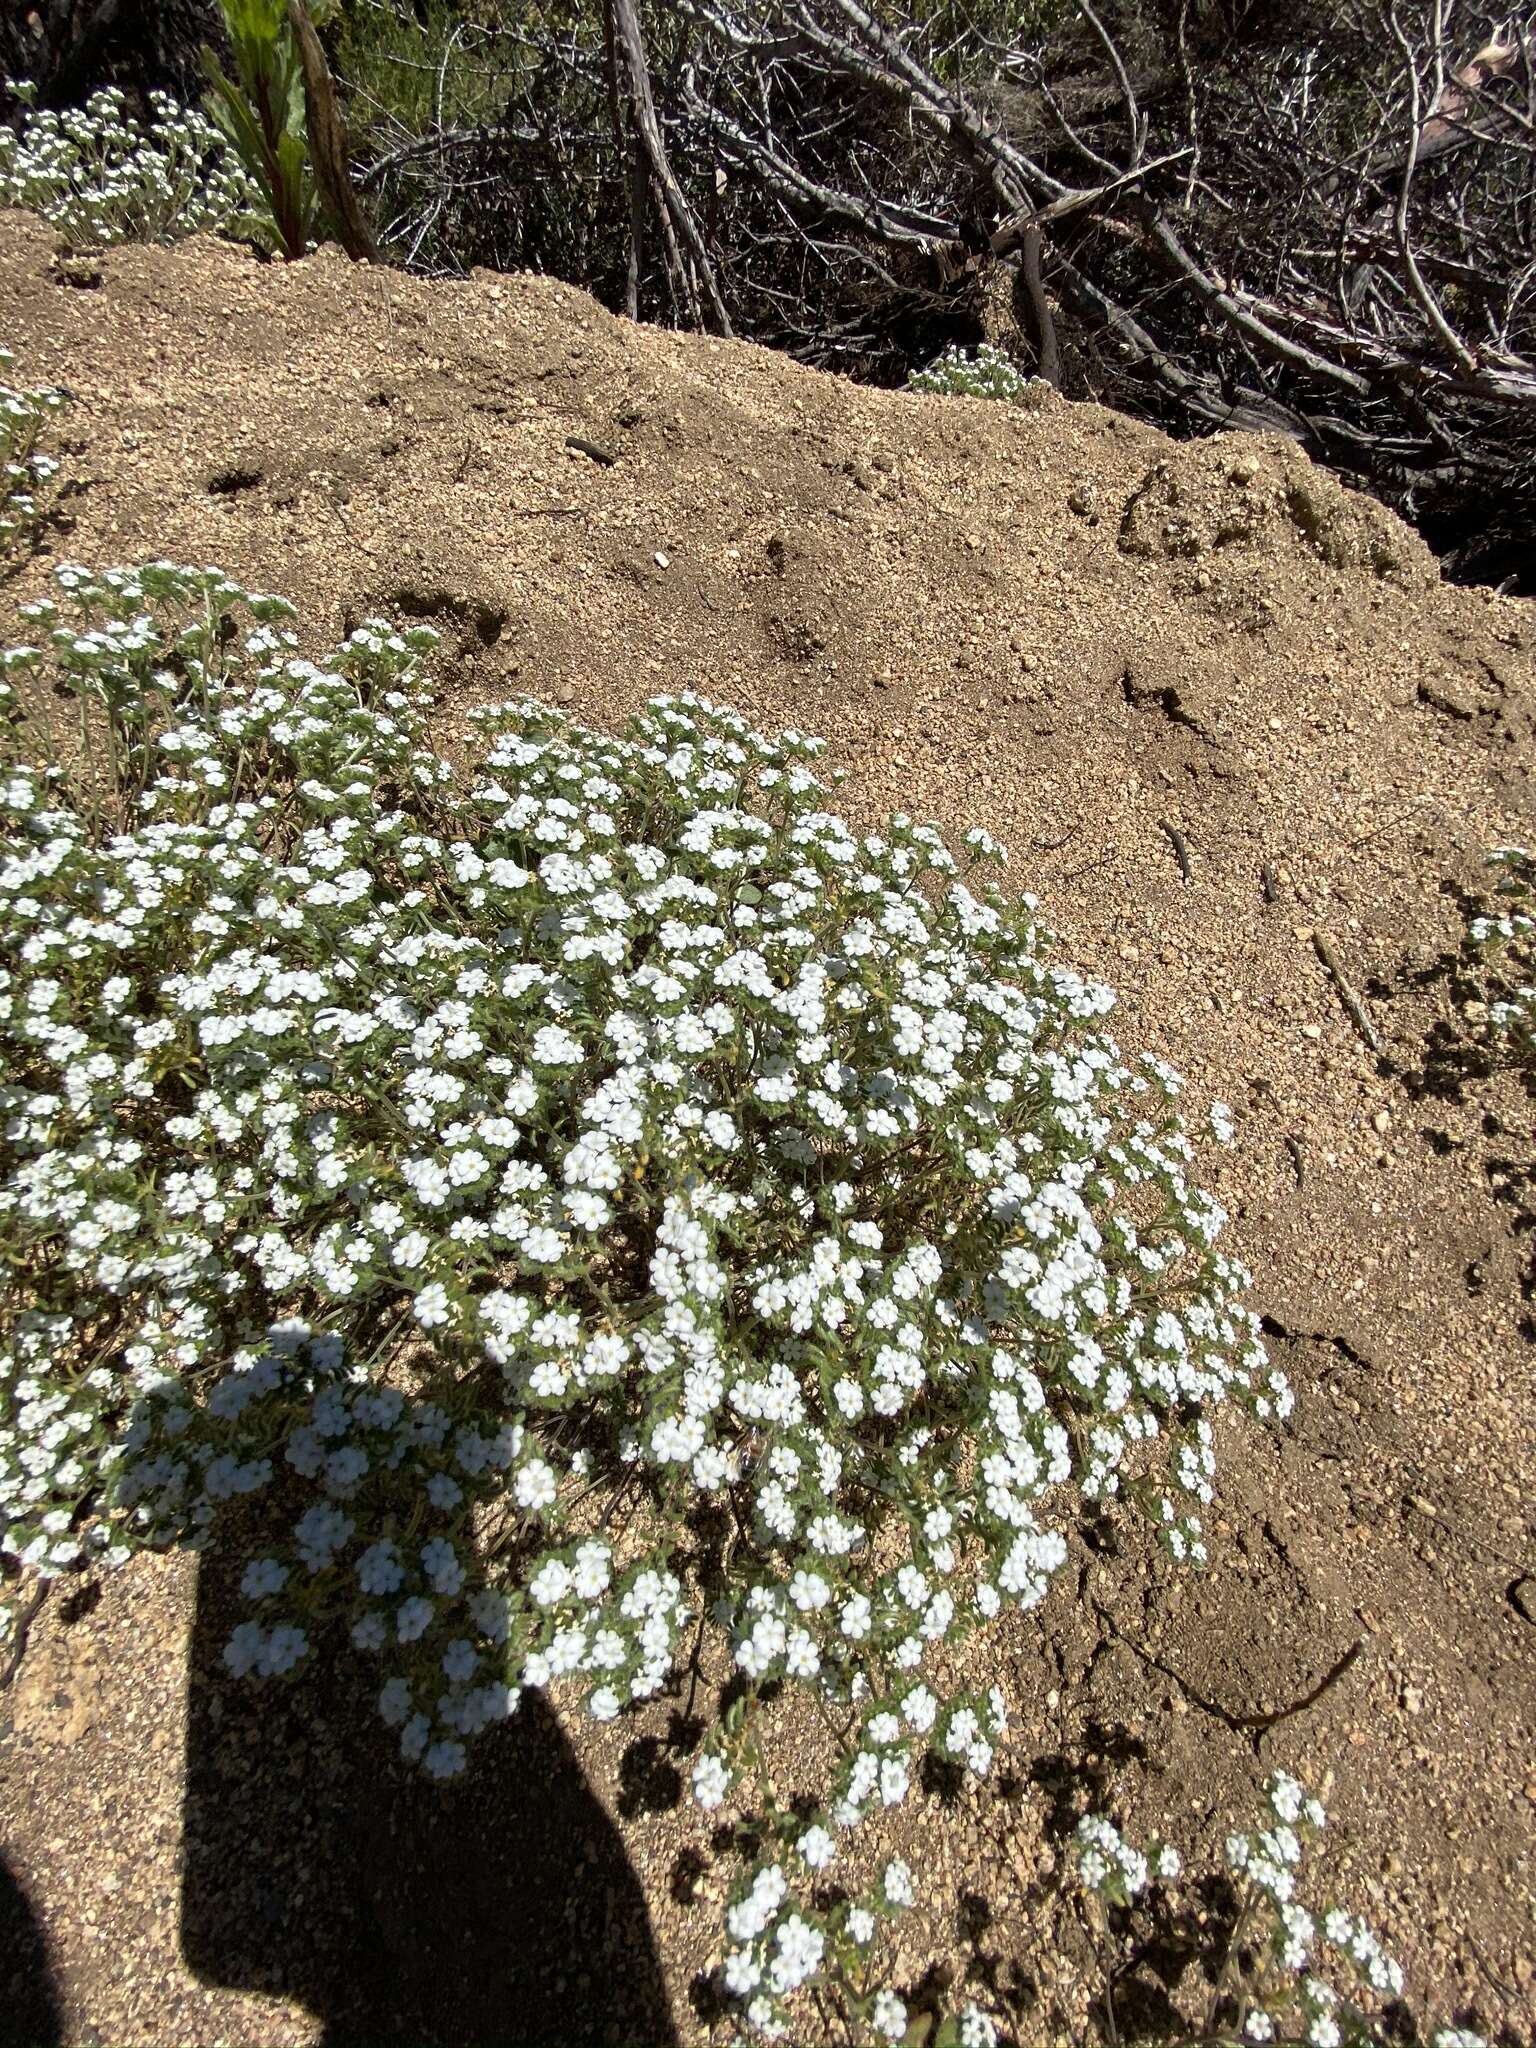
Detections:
[202, 7, 315, 259]
[219, 0, 288, 41]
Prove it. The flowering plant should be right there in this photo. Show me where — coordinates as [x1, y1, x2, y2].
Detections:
[0, 560, 1285, 2030]
[0, 349, 64, 555]
[1465, 845, 1536, 1069]
[1073, 1775, 1486, 2048]
[0, 83, 265, 249]
[908, 342, 1041, 405]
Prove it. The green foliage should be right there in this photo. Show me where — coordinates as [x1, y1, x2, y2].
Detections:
[332, 0, 619, 276]
[334, 0, 521, 141]
[203, 0, 315, 258]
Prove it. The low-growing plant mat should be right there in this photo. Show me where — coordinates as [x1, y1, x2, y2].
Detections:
[0, 209, 1532, 2047]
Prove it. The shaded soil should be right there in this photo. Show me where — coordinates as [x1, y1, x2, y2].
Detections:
[0, 211, 1532, 2047]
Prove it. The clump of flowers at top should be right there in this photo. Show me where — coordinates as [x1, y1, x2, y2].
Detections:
[0, 560, 1283, 2035]
[1074, 1773, 1487, 2048]
[908, 341, 1041, 404]
[0, 83, 265, 249]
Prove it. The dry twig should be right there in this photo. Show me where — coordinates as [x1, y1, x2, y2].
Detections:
[1313, 930, 1385, 1057]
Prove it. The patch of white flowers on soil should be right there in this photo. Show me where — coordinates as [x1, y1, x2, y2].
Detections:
[0, 559, 1286, 2032]
[0, 83, 264, 249]
[0, 347, 64, 554]
[1075, 1775, 1486, 2048]
[1465, 845, 1536, 1064]
[907, 342, 1042, 405]
[713, 1842, 1003, 2047]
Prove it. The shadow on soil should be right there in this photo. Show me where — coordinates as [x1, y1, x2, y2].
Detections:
[0, 1851, 61, 2048]
[181, 1544, 679, 2048]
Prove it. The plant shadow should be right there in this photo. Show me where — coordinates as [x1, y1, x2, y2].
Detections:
[1026, 1717, 1150, 1848]
[1093, 1870, 1240, 2044]
[181, 1543, 680, 2048]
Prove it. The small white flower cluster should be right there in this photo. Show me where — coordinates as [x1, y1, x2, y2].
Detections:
[718, 1838, 999, 2047]
[0, 557, 1280, 2023]
[1075, 1775, 1486, 2048]
[0, 84, 264, 249]
[1074, 1811, 1179, 1903]
[0, 348, 64, 554]
[907, 342, 1041, 405]
[1465, 846, 1536, 1064]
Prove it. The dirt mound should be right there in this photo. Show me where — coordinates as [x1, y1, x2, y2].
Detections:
[0, 212, 1533, 2047]
[1115, 433, 1416, 580]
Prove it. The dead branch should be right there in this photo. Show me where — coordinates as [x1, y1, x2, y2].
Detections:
[609, 0, 733, 334]
[288, 0, 379, 262]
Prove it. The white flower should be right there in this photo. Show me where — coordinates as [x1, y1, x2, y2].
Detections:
[357, 1542, 403, 1595]
[723, 1949, 760, 1997]
[796, 1825, 835, 1870]
[420, 1537, 463, 1596]
[413, 1282, 452, 1328]
[959, 2008, 999, 2048]
[396, 1597, 434, 1643]
[223, 1621, 265, 1677]
[872, 1990, 907, 2039]
[840, 1593, 871, 1640]
[0, 587, 1285, 2048]
[377, 1677, 412, 1725]
[260, 1625, 308, 1676]
[531, 1024, 584, 1066]
[692, 1753, 731, 1810]
[239, 1557, 287, 1600]
[768, 1913, 823, 1995]
[441, 1638, 477, 1683]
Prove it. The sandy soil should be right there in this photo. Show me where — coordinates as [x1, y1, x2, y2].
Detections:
[0, 211, 1532, 2048]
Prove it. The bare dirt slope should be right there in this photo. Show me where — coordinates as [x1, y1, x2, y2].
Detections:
[0, 211, 1532, 2048]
